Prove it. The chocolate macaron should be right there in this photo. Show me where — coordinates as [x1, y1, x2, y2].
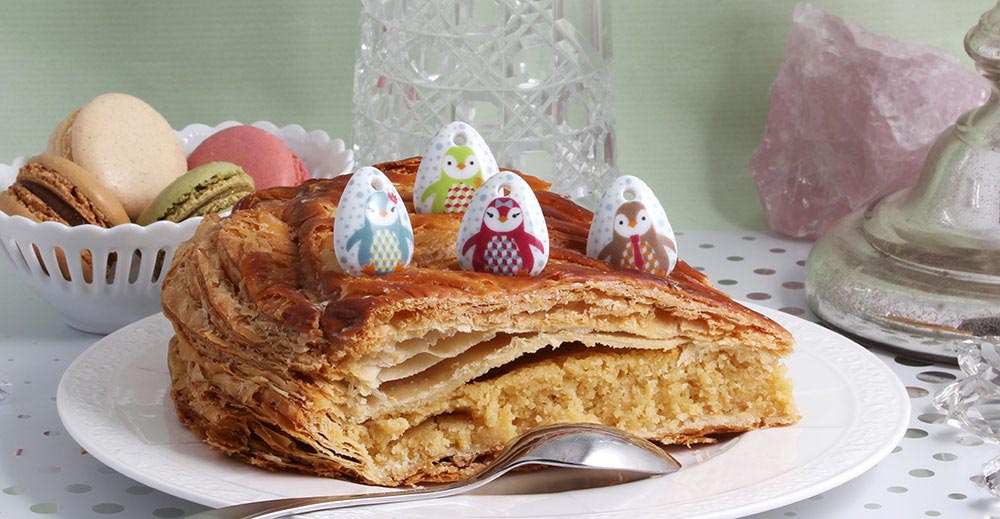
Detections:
[0, 155, 129, 227]
[0, 155, 130, 283]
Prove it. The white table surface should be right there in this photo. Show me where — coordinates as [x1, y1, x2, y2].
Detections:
[0, 230, 994, 519]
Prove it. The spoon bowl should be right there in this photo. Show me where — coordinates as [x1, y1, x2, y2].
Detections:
[185, 423, 681, 519]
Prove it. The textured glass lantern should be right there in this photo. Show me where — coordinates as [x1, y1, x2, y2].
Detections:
[352, 0, 617, 208]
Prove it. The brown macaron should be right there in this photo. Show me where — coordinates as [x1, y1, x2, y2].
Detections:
[0, 154, 129, 227]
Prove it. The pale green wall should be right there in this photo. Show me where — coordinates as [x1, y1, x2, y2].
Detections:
[0, 1, 987, 230]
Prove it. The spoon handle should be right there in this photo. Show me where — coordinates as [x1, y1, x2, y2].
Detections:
[184, 464, 515, 519]
[184, 485, 453, 519]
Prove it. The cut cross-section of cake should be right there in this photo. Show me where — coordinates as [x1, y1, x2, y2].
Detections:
[162, 157, 799, 487]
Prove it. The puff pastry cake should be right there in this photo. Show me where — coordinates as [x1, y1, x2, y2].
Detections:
[162, 157, 798, 486]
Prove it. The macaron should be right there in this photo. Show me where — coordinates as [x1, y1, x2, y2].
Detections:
[136, 162, 255, 225]
[0, 154, 129, 227]
[187, 125, 310, 190]
[47, 93, 187, 220]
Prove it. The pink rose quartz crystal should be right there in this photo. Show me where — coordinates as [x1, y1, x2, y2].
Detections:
[749, 3, 991, 239]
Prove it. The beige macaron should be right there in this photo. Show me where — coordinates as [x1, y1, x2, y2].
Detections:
[47, 93, 187, 220]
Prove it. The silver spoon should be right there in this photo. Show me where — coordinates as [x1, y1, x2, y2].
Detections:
[185, 423, 681, 519]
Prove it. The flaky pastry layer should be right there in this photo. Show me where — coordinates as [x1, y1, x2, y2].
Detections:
[162, 157, 798, 486]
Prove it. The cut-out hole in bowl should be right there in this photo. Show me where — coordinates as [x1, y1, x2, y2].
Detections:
[453, 133, 468, 146]
[623, 189, 636, 201]
[7, 241, 29, 273]
[497, 184, 512, 196]
[370, 177, 386, 191]
[51, 246, 70, 281]
[128, 250, 142, 284]
[80, 248, 93, 285]
[105, 251, 118, 285]
[151, 249, 168, 283]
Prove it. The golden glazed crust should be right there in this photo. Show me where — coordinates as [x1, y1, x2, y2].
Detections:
[162, 157, 798, 486]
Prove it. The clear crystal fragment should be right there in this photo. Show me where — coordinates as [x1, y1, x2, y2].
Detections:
[984, 456, 1000, 496]
[935, 338, 1000, 442]
[0, 377, 11, 404]
[958, 339, 1000, 379]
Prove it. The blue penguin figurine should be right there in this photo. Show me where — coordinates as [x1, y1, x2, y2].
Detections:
[345, 190, 413, 275]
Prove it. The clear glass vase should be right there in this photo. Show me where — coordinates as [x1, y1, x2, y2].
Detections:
[352, 0, 616, 208]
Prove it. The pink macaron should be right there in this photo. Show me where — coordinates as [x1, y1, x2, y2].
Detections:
[187, 126, 310, 190]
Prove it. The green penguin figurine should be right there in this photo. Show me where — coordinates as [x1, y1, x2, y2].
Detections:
[421, 145, 485, 213]
[414, 122, 499, 214]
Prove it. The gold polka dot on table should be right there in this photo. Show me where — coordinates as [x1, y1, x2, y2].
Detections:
[933, 452, 958, 461]
[905, 428, 929, 439]
[92, 503, 125, 514]
[895, 356, 933, 367]
[948, 493, 967, 500]
[754, 268, 775, 275]
[64, 483, 92, 493]
[918, 413, 945, 424]
[746, 292, 772, 300]
[864, 503, 882, 509]
[906, 386, 929, 398]
[909, 468, 935, 478]
[915, 371, 957, 384]
[153, 508, 187, 518]
[3, 485, 28, 495]
[126, 485, 154, 495]
[887, 486, 908, 493]
[29, 503, 59, 514]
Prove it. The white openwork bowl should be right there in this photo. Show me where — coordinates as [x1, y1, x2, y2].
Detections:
[0, 121, 353, 334]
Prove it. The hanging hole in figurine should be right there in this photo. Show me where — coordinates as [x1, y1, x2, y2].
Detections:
[453, 133, 468, 146]
[370, 177, 385, 191]
[497, 184, 512, 196]
[623, 189, 636, 201]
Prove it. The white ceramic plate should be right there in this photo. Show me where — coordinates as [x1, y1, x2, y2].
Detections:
[57, 303, 909, 519]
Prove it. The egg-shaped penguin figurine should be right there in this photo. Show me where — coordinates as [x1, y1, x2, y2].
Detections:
[334, 167, 414, 276]
[456, 172, 549, 276]
[414, 121, 500, 214]
[587, 175, 677, 277]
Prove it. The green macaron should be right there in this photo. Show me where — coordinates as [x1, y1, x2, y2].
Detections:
[137, 162, 255, 225]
